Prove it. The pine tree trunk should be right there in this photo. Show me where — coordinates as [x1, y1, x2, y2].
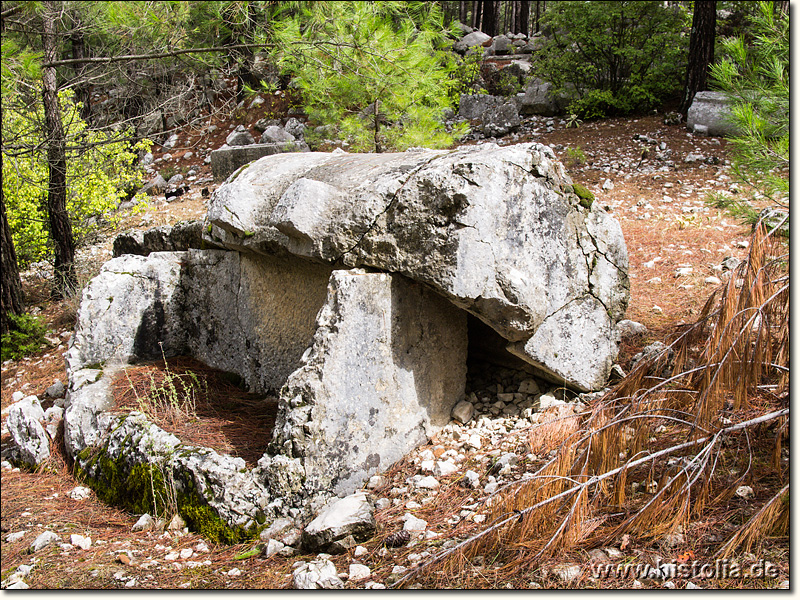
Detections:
[482, 0, 496, 36]
[460, 0, 468, 24]
[679, 0, 716, 116]
[520, 0, 530, 36]
[1, 190, 24, 334]
[42, 0, 77, 299]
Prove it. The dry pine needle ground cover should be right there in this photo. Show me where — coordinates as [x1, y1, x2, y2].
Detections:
[1, 110, 789, 589]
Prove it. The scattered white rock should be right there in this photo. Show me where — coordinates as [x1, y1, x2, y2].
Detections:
[348, 563, 371, 582]
[30, 531, 61, 552]
[354, 545, 368, 557]
[736, 485, 754, 499]
[552, 563, 582, 583]
[402, 513, 428, 533]
[416, 476, 440, 490]
[686, 582, 702, 589]
[226, 567, 241, 577]
[367, 475, 385, 490]
[264, 539, 285, 558]
[464, 470, 481, 488]
[538, 393, 566, 410]
[5, 531, 27, 543]
[168, 514, 187, 531]
[70, 534, 92, 550]
[451, 399, 474, 424]
[132, 513, 155, 532]
[434, 459, 458, 477]
[293, 559, 344, 589]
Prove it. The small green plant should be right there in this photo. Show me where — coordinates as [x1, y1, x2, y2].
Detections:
[565, 114, 583, 129]
[447, 52, 487, 110]
[1, 313, 49, 361]
[124, 346, 206, 428]
[564, 146, 587, 167]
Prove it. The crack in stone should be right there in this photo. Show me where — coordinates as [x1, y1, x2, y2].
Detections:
[333, 153, 449, 265]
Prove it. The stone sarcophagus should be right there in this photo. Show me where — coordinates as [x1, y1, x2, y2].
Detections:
[64, 142, 629, 540]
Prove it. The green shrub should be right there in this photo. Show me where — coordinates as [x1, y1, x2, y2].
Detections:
[1, 313, 48, 361]
[271, 1, 467, 152]
[533, 1, 689, 119]
[2, 90, 151, 268]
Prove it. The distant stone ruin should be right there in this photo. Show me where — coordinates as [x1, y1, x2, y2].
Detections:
[64, 142, 629, 541]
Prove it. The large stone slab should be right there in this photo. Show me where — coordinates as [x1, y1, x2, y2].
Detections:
[65, 251, 468, 531]
[270, 269, 467, 498]
[211, 143, 310, 182]
[205, 143, 629, 391]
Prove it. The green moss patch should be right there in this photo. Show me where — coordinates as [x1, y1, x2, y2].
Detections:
[572, 183, 595, 209]
[75, 446, 258, 545]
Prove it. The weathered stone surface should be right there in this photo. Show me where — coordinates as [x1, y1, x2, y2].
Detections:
[6, 396, 50, 466]
[226, 125, 256, 146]
[293, 559, 344, 589]
[616, 319, 648, 339]
[207, 144, 629, 391]
[458, 93, 504, 121]
[519, 78, 576, 117]
[271, 269, 468, 497]
[66, 250, 332, 393]
[453, 30, 492, 54]
[112, 221, 213, 258]
[71, 409, 273, 533]
[481, 101, 521, 137]
[210, 143, 311, 182]
[451, 399, 474, 424]
[301, 492, 376, 553]
[30, 531, 61, 552]
[687, 91, 738, 137]
[260, 125, 295, 144]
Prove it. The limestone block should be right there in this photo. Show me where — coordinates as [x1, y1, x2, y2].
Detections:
[687, 91, 739, 137]
[272, 269, 468, 497]
[211, 143, 310, 182]
[301, 492, 376, 553]
[6, 396, 50, 466]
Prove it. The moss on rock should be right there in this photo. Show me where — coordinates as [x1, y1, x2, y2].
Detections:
[74, 445, 259, 545]
[572, 183, 595, 209]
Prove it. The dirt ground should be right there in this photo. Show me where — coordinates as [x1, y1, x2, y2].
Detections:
[0, 109, 787, 589]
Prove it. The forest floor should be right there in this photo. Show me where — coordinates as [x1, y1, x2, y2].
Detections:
[0, 106, 789, 589]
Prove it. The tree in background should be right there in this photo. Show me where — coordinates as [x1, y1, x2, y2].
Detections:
[679, 0, 717, 116]
[708, 1, 788, 228]
[272, 1, 467, 152]
[533, 1, 689, 119]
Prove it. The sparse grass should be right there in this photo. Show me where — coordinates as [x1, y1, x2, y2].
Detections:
[110, 356, 278, 467]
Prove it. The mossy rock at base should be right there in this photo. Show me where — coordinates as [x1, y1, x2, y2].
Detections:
[74, 448, 259, 545]
[572, 183, 595, 209]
